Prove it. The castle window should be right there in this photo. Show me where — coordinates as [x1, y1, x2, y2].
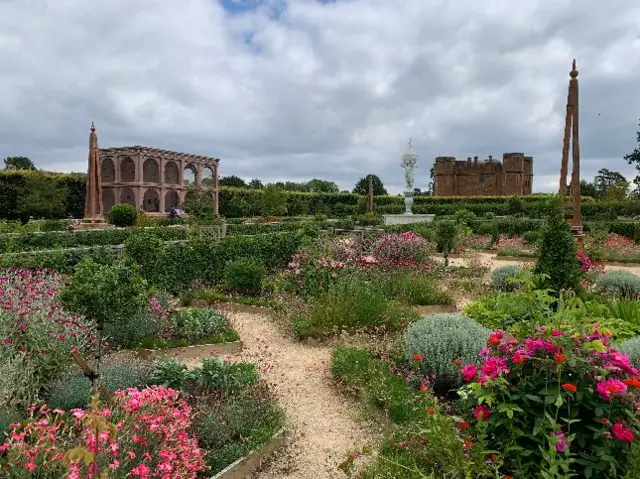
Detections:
[479, 175, 485, 189]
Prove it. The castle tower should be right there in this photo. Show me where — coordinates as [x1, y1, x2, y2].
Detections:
[502, 152, 526, 195]
[434, 156, 456, 196]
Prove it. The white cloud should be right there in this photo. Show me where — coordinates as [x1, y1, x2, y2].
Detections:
[0, 0, 639, 193]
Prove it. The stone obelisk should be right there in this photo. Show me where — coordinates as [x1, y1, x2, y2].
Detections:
[558, 60, 583, 249]
[83, 122, 104, 223]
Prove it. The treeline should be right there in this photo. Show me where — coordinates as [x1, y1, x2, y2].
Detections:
[3, 170, 640, 221]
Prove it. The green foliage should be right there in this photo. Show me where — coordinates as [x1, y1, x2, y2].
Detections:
[182, 186, 217, 219]
[292, 275, 420, 339]
[624, 118, 640, 192]
[331, 346, 435, 424]
[107, 203, 137, 227]
[169, 307, 235, 345]
[219, 175, 247, 188]
[535, 196, 581, 291]
[353, 174, 387, 196]
[0, 226, 186, 254]
[16, 175, 67, 219]
[461, 325, 640, 478]
[105, 310, 161, 349]
[197, 356, 259, 393]
[453, 208, 475, 225]
[223, 258, 266, 295]
[261, 185, 288, 216]
[403, 314, 490, 393]
[3, 156, 35, 170]
[47, 358, 153, 410]
[374, 272, 452, 306]
[490, 265, 524, 291]
[595, 270, 640, 300]
[58, 259, 149, 327]
[435, 220, 457, 264]
[151, 358, 192, 390]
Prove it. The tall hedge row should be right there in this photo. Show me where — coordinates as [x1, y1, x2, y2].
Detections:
[2, 169, 639, 220]
[0, 231, 301, 293]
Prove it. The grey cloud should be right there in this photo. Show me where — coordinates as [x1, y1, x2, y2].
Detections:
[0, 0, 639, 194]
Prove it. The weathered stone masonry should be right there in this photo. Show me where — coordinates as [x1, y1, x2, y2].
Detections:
[434, 153, 533, 196]
[98, 146, 219, 215]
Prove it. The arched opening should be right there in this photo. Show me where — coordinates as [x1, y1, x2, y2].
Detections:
[143, 158, 159, 183]
[201, 166, 215, 186]
[164, 161, 179, 185]
[120, 187, 136, 207]
[185, 189, 198, 203]
[143, 189, 160, 212]
[101, 158, 115, 183]
[183, 164, 197, 186]
[164, 190, 180, 212]
[120, 157, 136, 183]
[102, 188, 116, 213]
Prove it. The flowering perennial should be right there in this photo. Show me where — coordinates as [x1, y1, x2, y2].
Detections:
[461, 324, 640, 477]
[0, 386, 207, 478]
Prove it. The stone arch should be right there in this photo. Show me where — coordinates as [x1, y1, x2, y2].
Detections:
[143, 158, 159, 183]
[120, 187, 136, 207]
[183, 164, 197, 186]
[185, 189, 198, 203]
[164, 161, 179, 185]
[102, 188, 116, 213]
[101, 158, 115, 183]
[164, 190, 180, 212]
[201, 166, 215, 186]
[120, 157, 136, 183]
[143, 188, 160, 212]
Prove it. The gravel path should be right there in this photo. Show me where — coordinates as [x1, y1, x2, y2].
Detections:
[224, 311, 383, 479]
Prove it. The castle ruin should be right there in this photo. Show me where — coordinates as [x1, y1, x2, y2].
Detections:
[433, 153, 533, 196]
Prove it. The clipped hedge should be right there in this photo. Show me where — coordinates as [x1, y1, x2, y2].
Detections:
[0, 231, 301, 294]
[0, 226, 188, 254]
[6, 170, 640, 221]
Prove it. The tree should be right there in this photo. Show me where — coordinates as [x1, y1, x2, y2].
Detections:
[4, 156, 35, 170]
[219, 175, 247, 188]
[353, 174, 387, 196]
[534, 196, 580, 292]
[593, 168, 629, 199]
[261, 185, 287, 216]
[16, 175, 66, 219]
[248, 178, 263, 189]
[624, 119, 640, 192]
[306, 178, 339, 193]
[436, 220, 457, 267]
[580, 180, 597, 199]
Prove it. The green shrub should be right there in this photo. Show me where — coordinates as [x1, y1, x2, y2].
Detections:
[403, 314, 490, 393]
[595, 270, 640, 300]
[292, 276, 420, 338]
[436, 220, 457, 266]
[375, 272, 452, 306]
[58, 258, 149, 328]
[522, 229, 540, 245]
[107, 203, 138, 227]
[151, 358, 193, 390]
[104, 310, 161, 349]
[46, 358, 153, 410]
[169, 307, 235, 344]
[331, 346, 435, 424]
[490, 265, 524, 291]
[197, 356, 259, 393]
[124, 230, 166, 271]
[534, 196, 581, 291]
[223, 258, 266, 295]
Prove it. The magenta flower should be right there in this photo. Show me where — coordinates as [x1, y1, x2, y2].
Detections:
[473, 404, 490, 421]
[461, 364, 477, 382]
[596, 378, 628, 401]
[480, 357, 509, 379]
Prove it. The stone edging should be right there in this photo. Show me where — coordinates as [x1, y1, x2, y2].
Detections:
[136, 340, 244, 360]
[211, 429, 287, 479]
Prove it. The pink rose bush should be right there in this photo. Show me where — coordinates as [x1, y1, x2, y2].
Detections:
[460, 324, 640, 477]
[372, 232, 434, 267]
[0, 386, 206, 478]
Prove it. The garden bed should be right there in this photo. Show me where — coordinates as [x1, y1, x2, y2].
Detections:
[211, 429, 287, 479]
[136, 340, 244, 360]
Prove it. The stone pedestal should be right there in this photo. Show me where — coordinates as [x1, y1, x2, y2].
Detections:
[404, 194, 414, 215]
[382, 214, 435, 226]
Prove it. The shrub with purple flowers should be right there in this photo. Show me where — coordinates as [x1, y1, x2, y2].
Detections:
[460, 324, 640, 478]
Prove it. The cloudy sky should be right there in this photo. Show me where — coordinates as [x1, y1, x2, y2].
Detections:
[1, 0, 639, 194]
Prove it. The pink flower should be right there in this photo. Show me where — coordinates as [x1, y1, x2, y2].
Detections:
[473, 404, 490, 421]
[612, 423, 635, 443]
[461, 364, 477, 382]
[488, 331, 504, 346]
[480, 357, 509, 379]
[552, 430, 571, 453]
[596, 378, 628, 401]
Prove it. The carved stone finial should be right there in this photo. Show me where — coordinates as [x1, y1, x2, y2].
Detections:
[408, 137, 412, 149]
[90, 121, 96, 133]
[570, 59, 578, 78]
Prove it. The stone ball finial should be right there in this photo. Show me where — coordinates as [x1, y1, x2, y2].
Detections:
[90, 121, 96, 133]
[570, 59, 578, 78]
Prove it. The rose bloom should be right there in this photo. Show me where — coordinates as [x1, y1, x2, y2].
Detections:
[473, 404, 490, 421]
[612, 423, 635, 443]
[596, 378, 628, 401]
[461, 364, 477, 382]
[561, 383, 578, 393]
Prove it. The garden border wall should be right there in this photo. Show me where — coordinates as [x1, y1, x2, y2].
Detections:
[136, 340, 244, 360]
